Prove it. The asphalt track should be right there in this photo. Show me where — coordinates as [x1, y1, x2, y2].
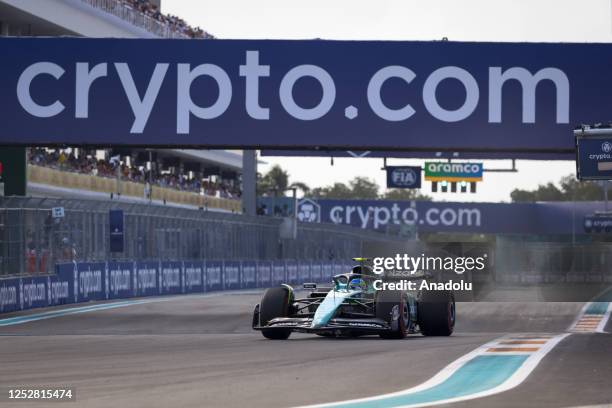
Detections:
[0, 290, 611, 408]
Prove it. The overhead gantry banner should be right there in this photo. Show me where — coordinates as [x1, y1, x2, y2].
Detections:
[0, 37, 608, 151]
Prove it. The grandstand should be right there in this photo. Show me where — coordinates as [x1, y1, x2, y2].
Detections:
[0, 0, 238, 211]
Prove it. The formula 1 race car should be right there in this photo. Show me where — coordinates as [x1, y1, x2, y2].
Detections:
[252, 258, 455, 339]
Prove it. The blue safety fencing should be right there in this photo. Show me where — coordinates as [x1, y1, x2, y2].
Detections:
[0, 259, 352, 314]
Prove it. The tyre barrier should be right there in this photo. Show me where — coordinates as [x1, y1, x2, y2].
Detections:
[0, 259, 351, 314]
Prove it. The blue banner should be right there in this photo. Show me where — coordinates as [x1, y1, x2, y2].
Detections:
[286, 260, 299, 285]
[20, 276, 48, 310]
[260, 150, 575, 160]
[272, 261, 286, 286]
[183, 261, 205, 293]
[256, 261, 272, 288]
[296, 198, 607, 235]
[241, 261, 257, 289]
[584, 215, 612, 233]
[223, 261, 241, 290]
[160, 261, 182, 295]
[49, 266, 75, 306]
[1, 37, 609, 152]
[322, 264, 334, 281]
[386, 166, 421, 188]
[576, 137, 612, 180]
[75, 262, 105, 302]
[135, 261, 159, 297]
[0, 260, 349, 314]
[298, 261, 312, 283]
[0, 277, 20, 313]
[107, 261, 134, 299]
[333, 261, 346, 277]
[310, 262, 323, 283]
[205, 261, 223, 291]
[109, 209, 124, 253]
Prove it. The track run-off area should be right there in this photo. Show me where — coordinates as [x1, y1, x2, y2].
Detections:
[1, 289, 611, 408]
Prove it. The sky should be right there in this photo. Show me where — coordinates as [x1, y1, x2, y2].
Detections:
[163, 0, 612, 202]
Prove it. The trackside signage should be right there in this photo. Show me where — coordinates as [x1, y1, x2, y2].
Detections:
[387, 166, 421, 188]
[1, 260, 348, 314]
[0, 38, 611, 151]
[424, 162, 483, 182]
[576, 137, 612, 180]
[296, 199, 605, 234]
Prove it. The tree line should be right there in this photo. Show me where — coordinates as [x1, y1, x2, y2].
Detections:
[258, 164, 431, 201]
[510, 175, 606, 202]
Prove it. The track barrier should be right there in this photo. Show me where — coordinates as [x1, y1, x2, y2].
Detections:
[0, 259, 351, 314]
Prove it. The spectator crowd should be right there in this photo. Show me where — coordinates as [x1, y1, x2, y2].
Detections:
[29, 148, 241, 200]
[120, 0, 213, 39]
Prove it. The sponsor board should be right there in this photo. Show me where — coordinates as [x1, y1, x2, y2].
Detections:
[160, 261, 182, 295]
[297, 199, 605, 234]
[286, 260, 299, 285]
[2, 38, 609, 154]
[322, 264, 334, 281]
[135, 261, 159, 297]
[205, 261, 223, 292]
[387, 166, 422, 188]
[50, 265, 75, 306]
[107, 261, 134, 299]
[0, 260, 347, 314]
[424, 162, 483, 182]
[75, 262, 105, 302]
[272, 261, 286, 286]
[224, 261, 241, 290]
[0, 278, 19, 313]
[298, 261, 312, 283]
[20, 276, 47, 309]
[183, 261, 205, 293]
[256, 261, 272, 288]
[311, 262, 323, 283]
[576, 137, 612, 180]
[241, 261, 257, 289]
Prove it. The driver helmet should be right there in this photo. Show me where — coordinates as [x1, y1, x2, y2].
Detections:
[351, 265, 374, 276]
[348, 277, 367, 291]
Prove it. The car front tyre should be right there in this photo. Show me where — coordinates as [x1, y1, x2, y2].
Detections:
[259, 286, 292, 340]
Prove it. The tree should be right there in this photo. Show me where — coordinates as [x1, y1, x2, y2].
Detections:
[559, 175, 605, 201]
[289, 181, 311, 196]
[348, 177, 379, 199]
[256, 165, 431, 201]
[312, 182, 353, 199]
[510, 174, 604, 202]
[258, 165, 289, 196]
[383, 189, 431, 201]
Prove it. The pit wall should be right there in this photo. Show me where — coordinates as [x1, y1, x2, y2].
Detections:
[0, 260, 351, 314]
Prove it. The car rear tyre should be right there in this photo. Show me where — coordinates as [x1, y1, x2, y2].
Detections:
[376, 290, 409, 339]
[259, 286, 292, 340]
[418, 290, 455, 336]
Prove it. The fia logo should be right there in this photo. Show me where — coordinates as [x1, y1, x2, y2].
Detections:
[392, 168, 417, 186]
[297, 199, 321, 223]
